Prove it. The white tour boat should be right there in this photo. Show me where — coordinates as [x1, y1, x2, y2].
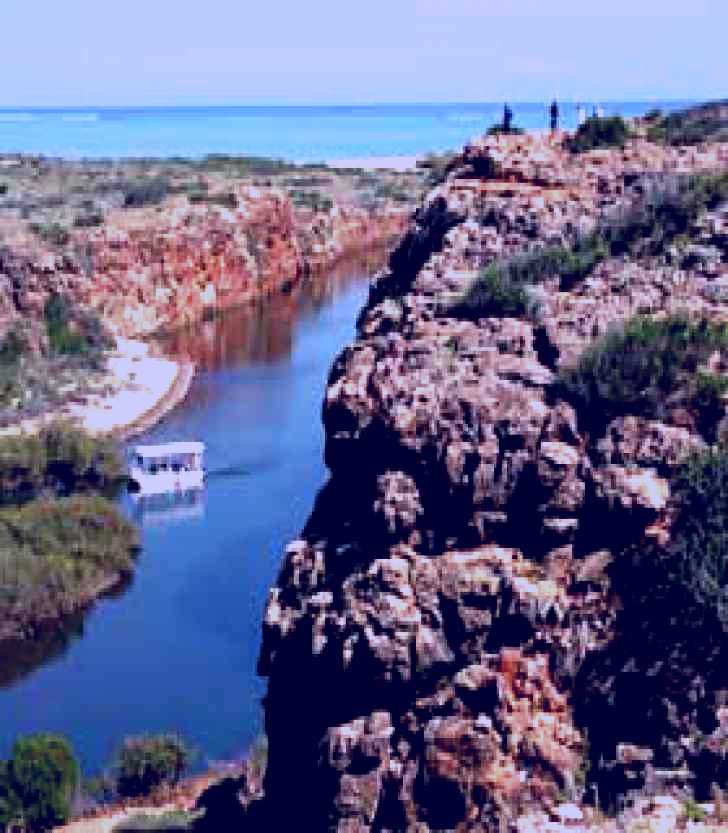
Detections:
[127, 441, 206, 495]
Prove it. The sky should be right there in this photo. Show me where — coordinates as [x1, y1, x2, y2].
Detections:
[1, 0, 726, 106]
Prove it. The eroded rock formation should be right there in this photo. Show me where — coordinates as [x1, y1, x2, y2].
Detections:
[0, 186, 407, 341]
[255, 131, 728, 831]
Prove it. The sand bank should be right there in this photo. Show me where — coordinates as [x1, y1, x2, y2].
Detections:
[0, 339, 194, 440]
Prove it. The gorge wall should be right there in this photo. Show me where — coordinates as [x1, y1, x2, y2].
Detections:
[0, 183, 407, 343]
[252, 131, 728, 832]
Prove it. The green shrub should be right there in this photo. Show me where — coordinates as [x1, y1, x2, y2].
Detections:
[416, 152, 459, 187]
[449, 263, 530, 320]
[647, 101, 728, 146]
[200, 154, 299, 176]
[114, 735, 191, 798]
[0, 327, 28, 368]
[289, 189, 333, 213]
[44, 294, 112, 361]
[0, 494, 138, 606]
[29, 222, 70, 247]
[602, 172, 728, 257]
[449, 234, 608, 320]
[0, 422, 125, 503]
[566, 115, 630, 153]
[122, 178, 170, 208]
[683, 798, 708, 823]
[663, 450, 728, 629]
[0, 734, 79, 832]
[486, 124, 524, 136]
[559, 315, 728, 438]
[73, 210, 104, 228]
[205, 191, 238, 209]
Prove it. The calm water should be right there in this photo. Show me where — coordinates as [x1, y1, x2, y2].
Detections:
[0, 261, 376, 774]
[0, 102, 694, 161]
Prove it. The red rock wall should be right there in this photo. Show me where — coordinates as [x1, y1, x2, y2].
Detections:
[0, 187, 408, 342]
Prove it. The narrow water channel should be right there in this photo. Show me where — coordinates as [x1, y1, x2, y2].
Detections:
[0, 258, 378, 774]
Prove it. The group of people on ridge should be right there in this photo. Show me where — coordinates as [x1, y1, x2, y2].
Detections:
[499, 100, 605, 133]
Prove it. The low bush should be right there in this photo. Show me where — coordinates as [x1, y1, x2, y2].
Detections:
[121, 177, 171, 208]
[0, 494, 138, 606]
[0, 734, 79, 832]
[448, 263, 530, 320]
[486, 124, 524, 136]
[558, 315, 728, 438]
[73, 210, 104, 228]
[289, 189, 333, 213]
[662, 449, 728, 628]
[44, 294, 113, 362]
[0, 325, 29, 408]
[114, 735, 191, 798]
[602, 172, 728, 257]
[449, 234, 608, 319]
[29, 222, 70, 247]
[0, 422, 125, 503]
[416, 152, 459, 187]
[647, 101, 728, 146]
[566, 115, 630, 153]
[200, 155, 299, 176]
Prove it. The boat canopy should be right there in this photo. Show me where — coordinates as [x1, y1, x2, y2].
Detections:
[133, 441, 205, 460]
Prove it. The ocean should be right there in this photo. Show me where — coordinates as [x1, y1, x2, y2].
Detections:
[0, 102, 694, 161]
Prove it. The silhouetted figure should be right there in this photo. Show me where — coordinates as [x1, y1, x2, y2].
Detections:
[503, 103, 513, 133]
[550, 100, 559, 131]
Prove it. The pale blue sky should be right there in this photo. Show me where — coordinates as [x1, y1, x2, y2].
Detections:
[2, 0, 725, 106]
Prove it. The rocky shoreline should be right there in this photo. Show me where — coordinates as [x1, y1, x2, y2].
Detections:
[246, 122, 728, 832]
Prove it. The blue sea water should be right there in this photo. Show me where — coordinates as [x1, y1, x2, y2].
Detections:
[0, 102, 694, 161]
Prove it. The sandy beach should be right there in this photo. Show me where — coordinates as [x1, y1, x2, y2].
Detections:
[0, 339, 194, 440]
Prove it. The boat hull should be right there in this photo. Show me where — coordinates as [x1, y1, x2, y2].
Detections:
[128, 467, 205, 496]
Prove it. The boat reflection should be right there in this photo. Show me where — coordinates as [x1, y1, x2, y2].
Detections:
[129, 489, 206, 528]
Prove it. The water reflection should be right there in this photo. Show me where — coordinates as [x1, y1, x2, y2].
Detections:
[0, 577, 133, 688]
[157, 252, 386, 369]
[128, 489, 206, 528]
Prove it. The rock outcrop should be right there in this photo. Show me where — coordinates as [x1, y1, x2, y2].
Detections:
[0, 186, 407, 341]
[255, 130, 728, 830]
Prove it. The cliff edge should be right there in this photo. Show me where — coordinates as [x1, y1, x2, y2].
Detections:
[248, 125, 728, 831]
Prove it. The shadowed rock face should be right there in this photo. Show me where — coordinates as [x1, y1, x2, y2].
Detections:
[254, 132, 728, 831]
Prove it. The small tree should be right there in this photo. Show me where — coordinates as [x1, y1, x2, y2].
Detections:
[0, 734, 79, 833]
[115, 735, 190, 798]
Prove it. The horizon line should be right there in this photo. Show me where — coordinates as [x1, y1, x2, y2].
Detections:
[0, 97, 702, 110]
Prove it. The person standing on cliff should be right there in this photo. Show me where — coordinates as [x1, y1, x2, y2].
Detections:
[550, 100, 559, 132]
[503, 103, 513, 133]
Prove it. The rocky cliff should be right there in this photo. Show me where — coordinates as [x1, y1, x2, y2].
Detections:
[252, 130, 728, 831]
[0, 182, 407, 341]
